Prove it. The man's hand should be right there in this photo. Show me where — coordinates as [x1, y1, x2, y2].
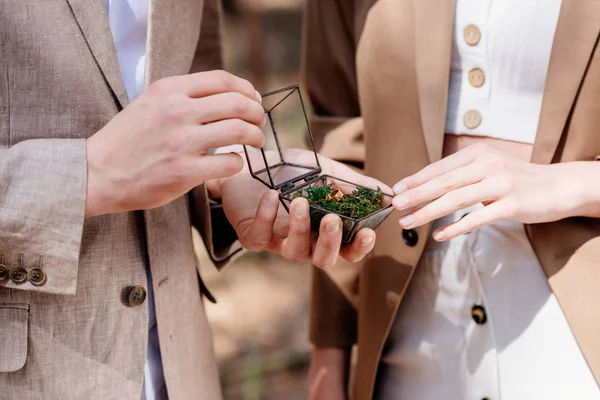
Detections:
[307, 347, 350, 400]
[220, 149, 391, 268]
[85, 70, 265, 218]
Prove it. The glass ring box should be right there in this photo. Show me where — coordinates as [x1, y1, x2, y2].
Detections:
[242, 84, 394, 244]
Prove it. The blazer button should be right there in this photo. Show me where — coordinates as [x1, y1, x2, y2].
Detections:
[471, 305, 487, 325]
[127, 285, 147, 307]
[27, 268, 47, 287]
[0, 263, 8, 281]
[9, 267, 28, 284]
[402, 229, 419, 247]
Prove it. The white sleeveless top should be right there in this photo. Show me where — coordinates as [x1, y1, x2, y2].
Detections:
[445, 0, 562, 143]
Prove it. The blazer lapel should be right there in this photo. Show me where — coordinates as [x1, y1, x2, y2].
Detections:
[65, 0, 129, 108]
[532, 0, 600, 164]
[145, 0, 204, 85]
[414, 0, 455, 162]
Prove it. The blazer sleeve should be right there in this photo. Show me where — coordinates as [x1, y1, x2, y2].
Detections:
[302, 0, 366, 347]
[0, 139, 87, 295]
[188, 0, 244, 269]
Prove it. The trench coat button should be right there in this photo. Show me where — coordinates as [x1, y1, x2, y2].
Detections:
[9, 267, 28, 284]
[468, 68, 485, 88]
[402, 229, 419, 247]
[464, 24, 481, 46]
[472, 305, 487, 325]
[464, 110, 482, 129]
[28, 268, 47, 287]
[0, 264, 8, 281]
[127, 285, 147, 307]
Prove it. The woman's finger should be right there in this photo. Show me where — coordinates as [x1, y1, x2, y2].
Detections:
[281, 198, 313, 263]
[243, 190, 280, 251]
[398, 180, 497, 229]
[392, 163, 485, 211]
[340, 228, 376, 263]
[311, 214, 343, 269]
[393, 146, 478, 194]
[432, 201, 506, 241]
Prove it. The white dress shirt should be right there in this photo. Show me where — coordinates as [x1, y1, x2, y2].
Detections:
[104, 1, 167, 399]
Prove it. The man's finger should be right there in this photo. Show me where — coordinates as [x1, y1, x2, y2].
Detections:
[193, 92, 266, 127]
[281, 198, 312, 263]
[195, 119, 265, 150]
[340, 228, 376, 263]
[157, 70, 261, 103]
[311, 214, 343, 269]
[193, 153, 244, 184]
[243, 190, 280, 251]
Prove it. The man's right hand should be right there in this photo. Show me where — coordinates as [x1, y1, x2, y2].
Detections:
[85, 70, 265, 218]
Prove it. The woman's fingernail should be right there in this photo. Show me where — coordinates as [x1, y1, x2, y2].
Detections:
[255, 90, 262, 103]
[361, 236, 374, 247]
[393, 195, 409, 209]
[326, 221, 340, 235]
[294, 201, 308, 218]
[433, 230, 445, 241]
[399, 214, 416, 227]
[393, 182, 407, 194]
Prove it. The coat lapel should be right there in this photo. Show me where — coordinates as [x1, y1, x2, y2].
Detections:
[413, 0, 455, 162]
[532, 0, 600, 164]
[65, 0, 129, 108]
[145, 0, 204, 85]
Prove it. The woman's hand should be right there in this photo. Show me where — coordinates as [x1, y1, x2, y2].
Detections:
[391, 143, 599, 241]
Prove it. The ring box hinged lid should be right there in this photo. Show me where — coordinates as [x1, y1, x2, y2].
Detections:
[242, 84, 394, 244]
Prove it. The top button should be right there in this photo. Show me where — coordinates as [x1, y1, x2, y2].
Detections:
[463, 24, 481, 46]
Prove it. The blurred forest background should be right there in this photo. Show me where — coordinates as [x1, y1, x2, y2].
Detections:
[193, 1, 313, 399]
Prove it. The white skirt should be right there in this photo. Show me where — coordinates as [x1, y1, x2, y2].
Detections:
[374, 203, 599, 400]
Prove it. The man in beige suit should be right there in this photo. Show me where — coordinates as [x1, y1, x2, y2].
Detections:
[0, 0, 385, 399]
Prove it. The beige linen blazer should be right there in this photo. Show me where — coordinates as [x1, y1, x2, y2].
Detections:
[303, 0, 600, 399]
[0, 0, 240, 399]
